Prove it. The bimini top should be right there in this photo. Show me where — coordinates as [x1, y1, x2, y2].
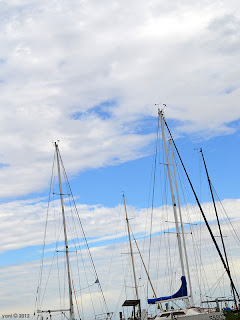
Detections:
[148, 276, 188, 304]
[122, 300, 140, 307]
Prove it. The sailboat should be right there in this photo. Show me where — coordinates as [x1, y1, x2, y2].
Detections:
[121, 194, 142, 320]
[145, 109, 239, 319]
[34, 142, 111, 320]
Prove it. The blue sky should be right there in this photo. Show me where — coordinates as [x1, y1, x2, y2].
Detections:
[1, 112, 239, 275]
[15, 117, 240, 209]
[68, 122, 240, 208]
[0, 0, 240, 317]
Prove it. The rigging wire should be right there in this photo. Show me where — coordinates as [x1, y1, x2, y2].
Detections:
[35, 152, 56, 314]
[171, 128, 233, 302]
[61, 176, 97, 317]
[211, 184, 240, 248]
[194, 271, 227, 305]
[36, 145, 110, 320]
[53, 187, 65, 320]
[147, 117, 160, 297]
[174, 150, 212, 300]
[40, 248, 58, 308]
[161, 110, 240, 304]
[61, 182, 103, 316]
[72, 280, 81, 319]
[200, 149, 233, 299]
[58, 151, 109, 314]
[75, 251, 85, 320]
[56, 242, 63, 319]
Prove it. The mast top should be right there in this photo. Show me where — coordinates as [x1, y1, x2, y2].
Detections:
[53, 140, 60, 148]
[156, 103, 167, 117]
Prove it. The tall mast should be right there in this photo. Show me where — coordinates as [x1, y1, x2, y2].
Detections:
[55, 142, 75, 320]
[169, 139, 193, 306]
[161, 114, 240, 306]
[200, 148, 237, 308]
[158, 110, 186, 281]
[123, 194, 141, 316]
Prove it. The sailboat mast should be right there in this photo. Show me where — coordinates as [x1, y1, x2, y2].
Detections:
[55, 142, 75, 320]
[123, 194, 141, 316]
[200, 148, 237, 308]
[159, 110, 186, 280]
[169, 139, 193, 306]
[132, 232, 163, 311]
[162, 114, 240, 306]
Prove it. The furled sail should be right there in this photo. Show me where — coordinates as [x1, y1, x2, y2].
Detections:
[148, 276, 188, 304]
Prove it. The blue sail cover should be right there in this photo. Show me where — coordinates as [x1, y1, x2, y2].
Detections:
[148, 276, 188, 304]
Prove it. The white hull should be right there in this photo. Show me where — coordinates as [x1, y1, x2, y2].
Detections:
[172, 312, 224, 320]
[155, 309, 225, 320]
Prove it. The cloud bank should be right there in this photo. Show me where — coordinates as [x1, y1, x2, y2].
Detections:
[0, 0, 239, 197]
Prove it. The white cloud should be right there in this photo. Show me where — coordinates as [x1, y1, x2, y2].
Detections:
[0, 0, 239, 197]
[0, 1, 240, 316]
[0, 196, 240, 316]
